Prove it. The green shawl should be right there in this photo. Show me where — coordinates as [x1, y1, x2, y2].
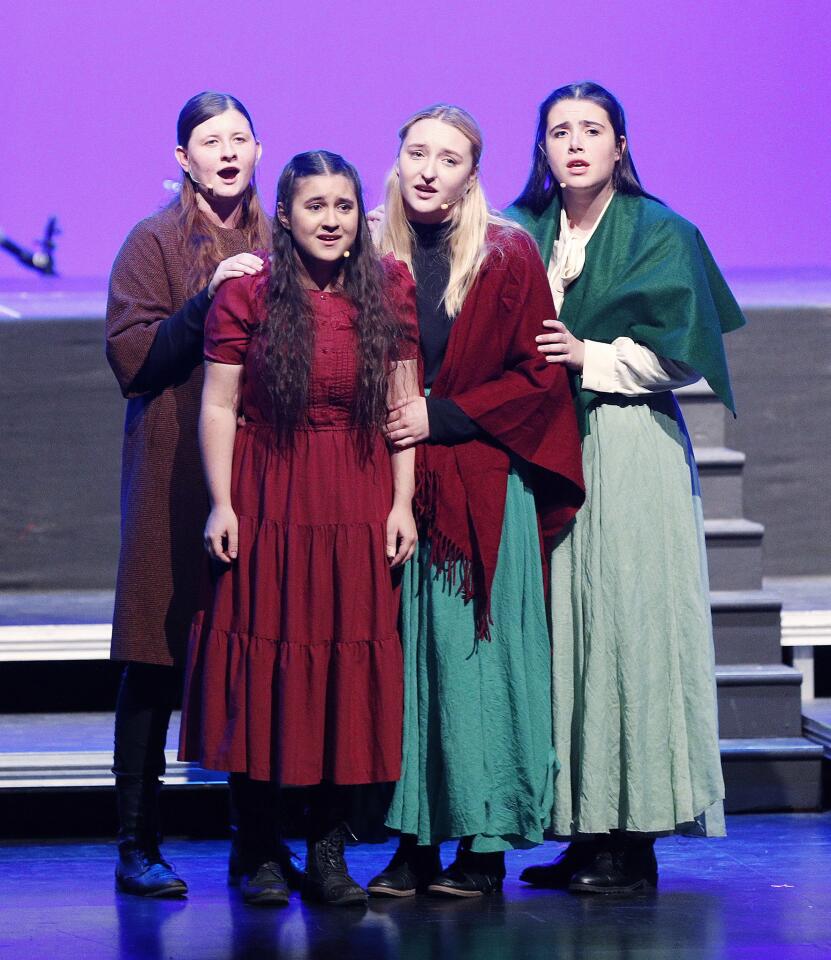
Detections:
[504, 193, 745, 415]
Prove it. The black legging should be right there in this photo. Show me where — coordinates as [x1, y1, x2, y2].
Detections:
[112, 662, 181, 781]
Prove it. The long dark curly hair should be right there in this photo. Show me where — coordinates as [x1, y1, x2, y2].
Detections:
[263, 150, 405, 449]
[513, 81, 662, 214]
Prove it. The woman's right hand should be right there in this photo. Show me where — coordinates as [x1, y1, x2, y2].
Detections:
[208, 253, 264, 299]
[366, 204, 385, 242]
[203, 505, 239, 563]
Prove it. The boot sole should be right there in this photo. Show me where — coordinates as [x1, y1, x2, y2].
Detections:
[242, 891, 290, 907]
[367, 884, 416, 898]
[427, 882, 502, 898]
[301, 886, 368, 907]
[569, 878, 657, 895]
[115, 879, 188, 899]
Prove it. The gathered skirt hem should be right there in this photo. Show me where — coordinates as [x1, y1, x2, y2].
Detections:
[179, 618, 403, 786]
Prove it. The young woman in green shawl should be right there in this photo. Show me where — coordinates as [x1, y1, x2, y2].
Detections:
[505, 82, 745, 894]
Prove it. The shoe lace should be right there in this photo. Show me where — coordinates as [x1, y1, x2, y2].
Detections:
[319, 830, 346, 875]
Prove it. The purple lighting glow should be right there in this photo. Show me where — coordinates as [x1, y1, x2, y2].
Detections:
[2, 0, 827, 279]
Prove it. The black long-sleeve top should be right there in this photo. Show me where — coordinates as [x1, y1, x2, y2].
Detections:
[411, 220, 481, 444]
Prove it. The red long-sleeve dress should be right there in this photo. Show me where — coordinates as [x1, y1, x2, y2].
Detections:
[179, 260, 418, 786]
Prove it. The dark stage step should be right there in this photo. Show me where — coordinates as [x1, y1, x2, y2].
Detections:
[715, 664, 803, 738]
[720, 738, 824, 812]
[695, 446, 745, 519]
[711, 590, 782, 664]
[677, 380, 728, 448]
[704, 518, 765, 592]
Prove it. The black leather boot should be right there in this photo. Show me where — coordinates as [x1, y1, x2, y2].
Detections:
[115, 777, 187, 898]
[519, 839, 601, 888]
[367, 834, 442, 897]
[427, 839, 504, 898]
[569, 834, 658, 895]
[227, 774, 290, 906]
[229, 832, 305, 893]
[302, 823, 368, 906]
[228, 774, 305, 892]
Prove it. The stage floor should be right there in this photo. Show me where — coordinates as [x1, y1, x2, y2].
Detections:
[0, 814, 829, 959]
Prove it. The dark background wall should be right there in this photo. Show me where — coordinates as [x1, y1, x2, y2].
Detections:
[1, 305, 828, 591]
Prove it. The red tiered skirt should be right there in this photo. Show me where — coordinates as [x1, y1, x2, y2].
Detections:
[178, 423, 403, 785]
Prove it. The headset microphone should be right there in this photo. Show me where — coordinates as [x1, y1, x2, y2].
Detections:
[189, 173, 215, 197]
[439, 195, 464, 211]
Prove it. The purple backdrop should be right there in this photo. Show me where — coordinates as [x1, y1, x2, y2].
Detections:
[2, 0, 827, 280]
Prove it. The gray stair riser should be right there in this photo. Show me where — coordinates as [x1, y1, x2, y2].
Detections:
[677, 398, 726, 448]
[711, 606, 782, 664]
[717, 684, 802, 738]
[722, 757, 822, 812]
[698, 466, 744, 519]
[706, 536, 763, 591]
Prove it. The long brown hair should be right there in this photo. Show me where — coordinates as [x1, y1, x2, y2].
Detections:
[172, 92, 270, 295]
[263, 150, 405, 450]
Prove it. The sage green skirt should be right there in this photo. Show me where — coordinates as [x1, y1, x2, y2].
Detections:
[550, 393, 725, 837]
[386, 468, 556, 853]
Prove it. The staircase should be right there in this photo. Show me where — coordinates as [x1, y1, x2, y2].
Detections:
[678, 381, 823, 811]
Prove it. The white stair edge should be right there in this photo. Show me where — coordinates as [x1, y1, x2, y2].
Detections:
[0, 623, 111, 661]
[0, 750, 225, 789]
[780, 610, 831, 647]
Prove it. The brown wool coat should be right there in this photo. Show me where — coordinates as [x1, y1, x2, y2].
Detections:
[105, 205, 250, 666]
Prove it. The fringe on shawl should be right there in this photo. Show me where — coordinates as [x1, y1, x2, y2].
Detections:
[414, 459, 494, 643]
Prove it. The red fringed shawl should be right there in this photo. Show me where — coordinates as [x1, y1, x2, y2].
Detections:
[415, 226, 585, 639]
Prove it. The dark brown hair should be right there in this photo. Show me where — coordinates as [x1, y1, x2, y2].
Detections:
[263, 150, 405, 450]
[173, 91, 270, 295]
[513, 81, 661, 214]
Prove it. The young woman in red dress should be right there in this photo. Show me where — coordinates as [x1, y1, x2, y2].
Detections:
[179, 150, 419, 907]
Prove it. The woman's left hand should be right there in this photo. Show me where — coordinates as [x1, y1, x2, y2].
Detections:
[386, 502, 418, 566]
[536, 318, 585, 372]
[386, 397, 429, 449]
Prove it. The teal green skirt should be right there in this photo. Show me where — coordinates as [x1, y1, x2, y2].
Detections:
[386, 468, 556, 852]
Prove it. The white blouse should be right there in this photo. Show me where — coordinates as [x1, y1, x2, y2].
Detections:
[548, 194, 700, 396]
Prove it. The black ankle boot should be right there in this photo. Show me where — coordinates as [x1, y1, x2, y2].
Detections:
[115, 777, 187, 898]
[569, 834, 658, 895]
[519, 839, 601, 888]
[427, 840, 504, 898]
[229, 832, 305, 893]
[367, 835, 442, 897]
[303, 823, 368, 907]
[227, 774, 291, 905]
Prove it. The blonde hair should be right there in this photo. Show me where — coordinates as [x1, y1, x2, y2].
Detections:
[378, 104, 516, 317]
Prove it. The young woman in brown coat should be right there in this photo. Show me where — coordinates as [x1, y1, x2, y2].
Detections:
[105, 91, 278, 899]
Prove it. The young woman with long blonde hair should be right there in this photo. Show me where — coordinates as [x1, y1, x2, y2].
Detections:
[366, 105, 584, 898]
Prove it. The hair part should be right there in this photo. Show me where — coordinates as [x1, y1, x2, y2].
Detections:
[263, 150, 405, 450]
[513, 81, 661, 214]
[171, 91, 270, 295]
[378, 104, 516, 317]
